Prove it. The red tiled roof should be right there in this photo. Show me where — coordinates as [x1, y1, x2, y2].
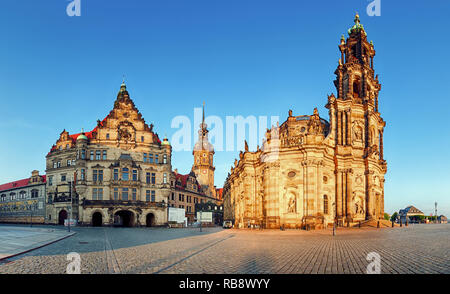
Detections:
[0, 175, 46, 192]
[173, 172, 202, 192]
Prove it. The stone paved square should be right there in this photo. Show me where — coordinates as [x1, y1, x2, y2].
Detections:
[0, 224, 448, 274]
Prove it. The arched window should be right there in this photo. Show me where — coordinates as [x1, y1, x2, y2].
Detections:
[323, 195, 329, 214]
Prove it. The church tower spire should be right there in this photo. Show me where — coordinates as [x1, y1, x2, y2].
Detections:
[326, 14, 387, 224]
[192, 102, 215, 197]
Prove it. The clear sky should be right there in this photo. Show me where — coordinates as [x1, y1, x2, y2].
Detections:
[1, 0, 449, 217]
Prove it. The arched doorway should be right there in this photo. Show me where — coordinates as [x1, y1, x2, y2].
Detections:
[58, 210, 67, 225]
[92, 212, 103, 227]
[114, 210, 134, 227]
[146, 213, 155, 227]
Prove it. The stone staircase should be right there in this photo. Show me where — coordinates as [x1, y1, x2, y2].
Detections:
[352, 219, 397, 228]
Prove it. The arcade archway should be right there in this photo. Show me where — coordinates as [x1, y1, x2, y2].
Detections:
[146, 213, 155, 227]
[114, 210, 135, 227]
[92, 212, 103, 227]
[58, 210, 67, 225]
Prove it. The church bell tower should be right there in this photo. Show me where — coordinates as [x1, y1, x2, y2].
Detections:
[192, 103, 215, 197]
[326, 14, 387, 224]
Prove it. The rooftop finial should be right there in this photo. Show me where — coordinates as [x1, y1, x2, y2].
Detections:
[355, 12, 360, 24]
[348, 12, 365, 35]
[119, 75, 127, 93]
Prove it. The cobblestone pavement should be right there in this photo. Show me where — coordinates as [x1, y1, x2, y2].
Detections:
[0, 225, 74, 260]
[0, 224, 448, 274]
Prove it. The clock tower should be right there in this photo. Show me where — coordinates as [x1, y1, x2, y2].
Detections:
[192, 103, 215, 197]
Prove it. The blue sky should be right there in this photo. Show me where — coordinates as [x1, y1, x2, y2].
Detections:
[1, 0, 449, 216]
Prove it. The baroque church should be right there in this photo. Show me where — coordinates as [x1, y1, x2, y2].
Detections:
[223, 15, 387, 229]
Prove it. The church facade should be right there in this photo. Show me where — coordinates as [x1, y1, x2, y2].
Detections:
[223, 15, 387, 229]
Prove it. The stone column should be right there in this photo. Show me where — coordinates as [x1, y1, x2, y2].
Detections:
[366, 171, 374, 220]
[336, 170, 342, 219]
[346, 170, 353, 222]
[346, 110, 352, 146]
[337, 111, 342, 145]
[342, 111, 347, 145]
[380, 130, 384, 160]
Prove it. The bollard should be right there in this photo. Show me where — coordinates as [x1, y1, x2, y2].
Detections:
[377, 220, 380, 228]
[400, 219, 402, 227]
[405, 220, 408, 227]
[391, 220, 394, 227]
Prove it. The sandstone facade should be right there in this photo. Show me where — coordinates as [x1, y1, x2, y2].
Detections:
[223, 15, 387, 229]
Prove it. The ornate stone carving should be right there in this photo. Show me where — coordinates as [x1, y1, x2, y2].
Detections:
[307, 108, 324, 135]
[288, 196, 296, 213]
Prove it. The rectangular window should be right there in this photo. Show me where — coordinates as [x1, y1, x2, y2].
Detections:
[98, 170, 103, 182]
[53, 162, 57, 169]
[81, 149, 86, 159]
[151, 190, 155, 202]
[48, 176, 53, 186]
[93, 188, 97, 200]
[141, 136, 144, 142]
[122, 168, 129, 181]
[102, 150, 107, 160]
[143, 153, 147, 163]
[90, 151, 94, 160]
[81, 169, 85, 181]
[146, 190, 150, 202]
[98, 188, 103, 200]
[93, 170, 98, 182]
[179, 194, 182, 201]
[163, 154, 167, 164]
[132, 170, 138, 181]
[132, 188, 137, 201]
[163, 173, 167, 184]
[96, 150, 101, 160]
[171, 192, 174, 201]
[114, 188, 118, 200]
[114, 169, 119, 181]
[151, 173, 156, 184]
[149, 154, 153, 163]
[57, 161, 61, 168]
[106, 133, 110, 139]
[155, 154, 159, 164]
[122, 188, 128, 200]
[146, 172, 150, 184]
[67, 159, 71, 166]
